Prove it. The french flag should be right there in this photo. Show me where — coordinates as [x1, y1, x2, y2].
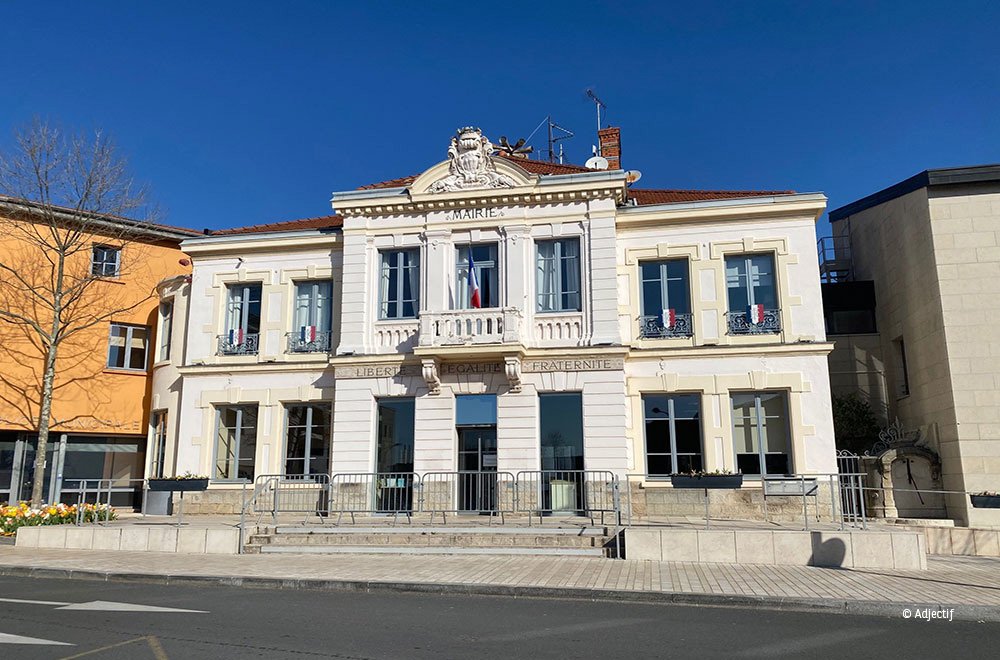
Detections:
[300, 325, 317, 342]
[748, 304, 765, 325]
[662, 308, 676, 329]
[228, 328, 244, 345]
[468, 251, 481, 309]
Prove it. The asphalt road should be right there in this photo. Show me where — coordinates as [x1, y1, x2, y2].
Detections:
[0, 575, 995, 659]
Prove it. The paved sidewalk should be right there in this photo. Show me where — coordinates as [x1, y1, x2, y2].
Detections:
[2, 546, 999, 621]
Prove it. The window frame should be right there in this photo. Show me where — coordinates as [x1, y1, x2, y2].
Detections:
[106, 323, 150, 372]
[225, 283, 263, 334]
[642, 393, 704, 477]
[730, 391, 792, 478]
[535, 238, 582, 313]
[283, 404, 331, 478]
[293, 280, 334, 331]
[149, 411, 168, 479]
[454, 242, 500, 309]
[379, 249, 420, 320]
[91, 244, 121, 278]
[158, 301, 173, 362]
[213, 405, 258, 482]
[724, 252, 779, 311]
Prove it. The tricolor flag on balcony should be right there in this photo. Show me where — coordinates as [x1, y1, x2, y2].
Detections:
[468, 250, 481, 309]
[300, 325, 317, 343]
[228, 328, 244, 345]
[662, 308, 676, 329]
[748, 304, 765, 325]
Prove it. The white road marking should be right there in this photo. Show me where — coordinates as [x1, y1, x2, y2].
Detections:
[0, 597, 71, 606]
[0, 631, 73, 645]
[56, 600, 206, 613]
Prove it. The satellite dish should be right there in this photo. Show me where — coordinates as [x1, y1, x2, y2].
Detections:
[586, 156, 609, 170]
[625, 170, 643, 185]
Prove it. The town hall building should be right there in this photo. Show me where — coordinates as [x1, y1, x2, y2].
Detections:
[150, 126, 837, 515]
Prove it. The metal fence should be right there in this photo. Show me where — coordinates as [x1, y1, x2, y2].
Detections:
[418, 471, 517, 523]
[63, 478, 145, 525]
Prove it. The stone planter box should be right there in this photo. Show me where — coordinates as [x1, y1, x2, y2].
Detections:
[971, 495, 1000, 509]
[671, 474, 744, 489]
[147, 478, 209, 492]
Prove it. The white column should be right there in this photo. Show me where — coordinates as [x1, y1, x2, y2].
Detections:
[496, 386, 540, 473]
[413, 390, 455, 473]
[336, 226, 372, 355]
[423, 229, 451, 313]
[588, 213, 621, 345]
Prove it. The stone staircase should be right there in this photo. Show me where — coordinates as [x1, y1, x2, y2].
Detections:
[244, 525, 619, 557]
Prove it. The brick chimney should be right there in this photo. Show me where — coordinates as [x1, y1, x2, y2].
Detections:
[597, 126, 622, 170]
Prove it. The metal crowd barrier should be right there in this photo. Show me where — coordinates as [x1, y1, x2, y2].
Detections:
[329, 472, 417, 525]
[418, 471, 516, 524]
[63, 478, 145, 525]
[620, 472, 870, 531]
[513, 470, 620, 526]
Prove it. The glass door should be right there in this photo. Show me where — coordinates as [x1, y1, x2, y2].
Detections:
[458, 427, 497, 513]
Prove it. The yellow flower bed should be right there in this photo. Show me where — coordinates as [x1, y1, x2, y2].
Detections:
[0, 502, 117, 537]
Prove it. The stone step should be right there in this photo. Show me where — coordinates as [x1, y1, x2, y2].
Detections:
[250, 545, 608, 557]
[269, 525, 608, 536]
[249, 533, 608, 548]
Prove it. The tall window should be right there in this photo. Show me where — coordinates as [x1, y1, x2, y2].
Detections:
[536, 238, 581, 312]
[725, 254, 779, 334]
[376, 399, 415, 474]
[455, 243, 499, 309]
[639, 259, 692, 337]
[643, 394, 703, 476]
[379, 250, 419, 319]
[226, 284, 262, 335]
[284, 405, 331, 476]
[539, 392, 584, 471]
[158, 301, 173, 361]
[150, 411, 168, 479]
[107, 324, 149, 371]
[91, 245, 121, 277]
[731, 392, 791, 476]
[893, 337, 910, 397]
[214, 405, 258, 481]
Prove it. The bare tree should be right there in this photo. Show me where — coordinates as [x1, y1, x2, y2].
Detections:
[0, 119, 162, 507]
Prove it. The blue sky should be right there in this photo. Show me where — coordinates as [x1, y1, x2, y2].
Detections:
[2, 1, 997, 232]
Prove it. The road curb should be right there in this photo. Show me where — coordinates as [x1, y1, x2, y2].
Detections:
[1, 564, 998, 623]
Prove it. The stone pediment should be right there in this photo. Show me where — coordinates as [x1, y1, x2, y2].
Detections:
[408, 127, 537, 196]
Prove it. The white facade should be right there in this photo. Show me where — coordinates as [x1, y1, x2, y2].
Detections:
[153, 127, 836, 512]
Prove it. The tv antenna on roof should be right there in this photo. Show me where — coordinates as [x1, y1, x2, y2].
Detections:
[585, 88, 607, 152]
[545, 116, 574, 163]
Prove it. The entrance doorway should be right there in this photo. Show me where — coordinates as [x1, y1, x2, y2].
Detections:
[455, 394, 498, 514]
[458, 426, 497, 512]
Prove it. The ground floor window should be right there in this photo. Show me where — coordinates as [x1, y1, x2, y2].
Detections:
[150, 411, 168, 479]
[643, 394, 703, 476]
[376, 399, 414, 474]
[731, 391, 791, 476]
[284, 404, 331, 476]
[214, 405, 258, 481]
[539, 392, 584, 471]
[375, 398, 415, 513]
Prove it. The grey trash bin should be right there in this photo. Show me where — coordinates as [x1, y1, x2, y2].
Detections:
[145, 490, 173, 515]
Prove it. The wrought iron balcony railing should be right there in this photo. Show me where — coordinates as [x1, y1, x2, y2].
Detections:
[217, 332, 260, 356]
[726, 309, 781, 335]
[286, 330, 333, 354]
[639, 313, 693, 339]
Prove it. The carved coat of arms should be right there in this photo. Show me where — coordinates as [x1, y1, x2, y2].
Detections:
[427, 127, 516, 193]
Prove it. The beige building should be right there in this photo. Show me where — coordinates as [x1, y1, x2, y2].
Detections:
[826, 165, 1000, 527]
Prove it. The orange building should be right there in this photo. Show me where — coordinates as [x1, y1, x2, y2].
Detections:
[0, 196, 197, 506]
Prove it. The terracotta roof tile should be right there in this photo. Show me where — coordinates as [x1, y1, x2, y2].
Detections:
[627, 188, 794, 205]
[208, 214, 343, 236]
